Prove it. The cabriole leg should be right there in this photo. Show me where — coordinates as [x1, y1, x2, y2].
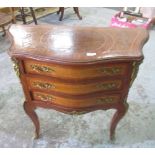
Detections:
[110, 103, 129, 141]
[23, 101, 40, 139]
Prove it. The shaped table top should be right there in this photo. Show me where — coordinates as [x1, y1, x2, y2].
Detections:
[8, 24, 149, 63]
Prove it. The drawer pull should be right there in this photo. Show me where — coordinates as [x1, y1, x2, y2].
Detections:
[33, 82, 55, 89]
[36, 94, 54, 102]
[97, 97, 114, 104]
[100, 67, 122, 75]
[97, 82, 118, 90]
[30, 64, 55, 73]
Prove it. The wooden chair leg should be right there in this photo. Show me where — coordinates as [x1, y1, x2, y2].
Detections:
[58, 7, 64, 21]
[29, 7, 37, 25]
[57, 7, 61, 14]
[73, 7, 82, 20]
[57, 7, 82, 21]
[9, 7, 16, 24]
[19, 7, 27, 24]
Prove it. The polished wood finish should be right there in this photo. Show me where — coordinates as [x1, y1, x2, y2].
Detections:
[8, 24, 149, 140]
[26, 76, 123, 95]
[24, 60, 128, 79]
[32, 91, 121, 108]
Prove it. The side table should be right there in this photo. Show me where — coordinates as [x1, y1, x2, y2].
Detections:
[8, 24, 149, 140]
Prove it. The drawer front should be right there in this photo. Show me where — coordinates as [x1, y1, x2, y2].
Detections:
[24, 60, 128, 79]
[32, 91, 120, 108]
[27, 77, 123, 95]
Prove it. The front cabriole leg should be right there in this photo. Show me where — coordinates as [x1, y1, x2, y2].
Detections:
[110, 102, 129, 141]
[23, 101, 40, 139]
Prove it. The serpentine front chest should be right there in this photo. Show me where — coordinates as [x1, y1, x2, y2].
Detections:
[8, 24, 149, 140]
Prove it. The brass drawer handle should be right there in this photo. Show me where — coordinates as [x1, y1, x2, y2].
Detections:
[97, 97, 114, 104]
[97, 82, 117, 90]
[36, 94, 54, 102]
[30, 64, 55, 73]
[33, 82, 55, 89]
[100, 67, 122, 75]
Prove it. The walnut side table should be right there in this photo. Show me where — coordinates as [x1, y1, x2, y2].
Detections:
[8, 24, 149, 140]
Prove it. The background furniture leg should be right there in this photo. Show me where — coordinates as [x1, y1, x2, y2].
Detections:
[19, 7, 27, 24]
[110, 103, 129, 140]
[2, 26, 6, 37]
[9, 7, 16, 24]
[58, 7, 64, 21]
[57, 7, 61, 15]
[30, 7, 37, 25]
[73, 7, 82, 20]
[23, 101, 40, 139]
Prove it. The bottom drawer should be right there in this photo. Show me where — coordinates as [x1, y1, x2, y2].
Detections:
[32, 91, 121, 108]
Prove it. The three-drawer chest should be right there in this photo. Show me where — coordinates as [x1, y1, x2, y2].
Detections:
[8, 24, 149, 140]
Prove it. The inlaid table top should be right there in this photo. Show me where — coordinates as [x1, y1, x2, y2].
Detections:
[8, 24, 149, 63]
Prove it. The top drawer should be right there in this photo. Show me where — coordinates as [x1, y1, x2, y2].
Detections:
[24, 60, 128, 79]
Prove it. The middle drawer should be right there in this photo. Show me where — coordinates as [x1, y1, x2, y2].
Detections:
[26, 76, 123, 95]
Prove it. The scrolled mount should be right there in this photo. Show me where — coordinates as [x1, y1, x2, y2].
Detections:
[11, 58, 20, 77]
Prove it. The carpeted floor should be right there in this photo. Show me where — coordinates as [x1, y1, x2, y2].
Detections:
[0, 7, 155, 148]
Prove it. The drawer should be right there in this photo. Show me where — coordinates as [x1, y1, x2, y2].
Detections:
[32, 91, 120, 108]
[24, 60, 128, 79]
[27, 77, 123, 95]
